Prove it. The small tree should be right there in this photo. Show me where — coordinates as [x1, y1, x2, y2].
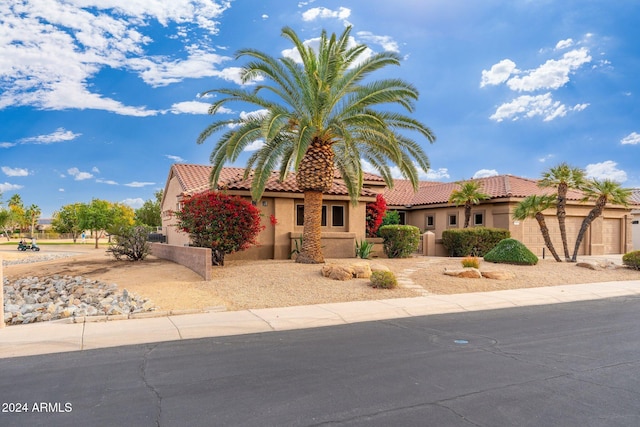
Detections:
[571, 179, 631, 262]
[52, 203, 84, 242]
[366, 194, 387, 237]
[175, 191, 264, 266]
[513, 195, 562, 262]
[448, 181, 491, 228]
[135, 190, 163, 227]
[107, 225, 151, 261]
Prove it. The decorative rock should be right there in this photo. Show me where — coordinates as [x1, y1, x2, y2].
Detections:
[351, 262, 372, 279]
[3, 274, 156, 326]
[321, 264, 353, 281]
[443, 268, 483, 279]
[369, 263, 391, 273]
[481, 270, 516, 280]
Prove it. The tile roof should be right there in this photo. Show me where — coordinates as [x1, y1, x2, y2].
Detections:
[384, 174, 586, 207]
[631, 188, 640, 204]
[170, 164, 378, 198]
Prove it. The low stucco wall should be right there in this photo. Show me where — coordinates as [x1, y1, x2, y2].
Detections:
[150, 243, 212, 281]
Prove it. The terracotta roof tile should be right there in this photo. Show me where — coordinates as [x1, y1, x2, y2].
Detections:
[384, 175, 586, 206]
[171, 164, 377, 198]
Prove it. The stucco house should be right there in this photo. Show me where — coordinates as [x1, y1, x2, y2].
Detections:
[384, 174, 636, 257]
[631, 188, 640, 250]
[160, 164, 383, 260]
[161, 165, 636, 260]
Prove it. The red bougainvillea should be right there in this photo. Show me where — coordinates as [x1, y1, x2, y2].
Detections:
[366, 194, 387, 237]
[175, 191, 264, 265]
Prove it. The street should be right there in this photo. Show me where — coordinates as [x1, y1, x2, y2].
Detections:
[2, 296, 640, 426]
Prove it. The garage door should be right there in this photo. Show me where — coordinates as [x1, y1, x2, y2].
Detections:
[522, 216, 585, 257]
[603, 218, 622, 254]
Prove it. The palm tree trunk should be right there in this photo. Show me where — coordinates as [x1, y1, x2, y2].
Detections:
[557, 184, 571, 261]
[535, 213, 562, 262]
[464, 203, 471, 228]
[571, 200, 605, 262]
[296, 190, 325, 264]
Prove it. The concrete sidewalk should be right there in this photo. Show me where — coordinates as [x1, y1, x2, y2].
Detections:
[2, 279, 640, 359]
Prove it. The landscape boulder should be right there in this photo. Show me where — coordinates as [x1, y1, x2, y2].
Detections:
[481, 270, 516, 280]
[443, 268, 483, 279]
[321, 262, 373, 281]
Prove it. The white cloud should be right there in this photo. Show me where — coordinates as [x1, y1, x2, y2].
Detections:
[555, 38, 574, 50]
[538, 154, 555, 163]
[165, 154, 185, 162]
[96, 179, 118, 185]
[1, 142, 17, 148]
[124, 181, 155, 188]
[262, 14, 269, 20]
[585, 160, 627, 183]
[473, 169, 499, 178]
[506, 48, 592, 92]
[58, 188, 64, 192]
[302, 6, 351, 22]
[20, 128, 80, 144]
[356, 31, 399, 53]
[621, 132, 640, 145]
[67, 167, 94, 181]
[121, 198, 145, 209]
[91, 166, 100, 173]
[490, 93, 587, 122]
[2, 167, 29, 177]
[169, 101, 212, 115]
[480, 59, 517, 87]
[0, 1, 231, 115]
[0, 182, 24, 192]
[244, 139, 265, 152]
[420, 168, 450, 181]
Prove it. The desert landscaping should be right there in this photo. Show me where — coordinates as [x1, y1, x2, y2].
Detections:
[3, 245, 639, 316]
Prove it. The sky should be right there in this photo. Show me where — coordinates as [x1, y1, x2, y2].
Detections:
[1, 0, 639, 217]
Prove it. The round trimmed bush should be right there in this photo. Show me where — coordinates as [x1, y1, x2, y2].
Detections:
[623, 250, 640, 270]
[370, 270, 398, 289]
[378, 225, 420, 258]
[483, 238, 538, 265]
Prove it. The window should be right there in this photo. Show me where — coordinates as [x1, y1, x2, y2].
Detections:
[473, 212, 484, 226]
[398, 211, 407, 225]
[425, 215, 435, 230]
[448, 214, 458, 228]
[332, 205, 344, 227]
[296, 204, 328, 227]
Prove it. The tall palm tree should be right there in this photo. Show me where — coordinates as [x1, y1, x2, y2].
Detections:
[448, 181, 491, 228]
[25, 204, 41, 237]
[571, 179, 631, 262]
[539, 163, 586, 261]
[198, 26, 435, 263]
[513, 195, 562, 262]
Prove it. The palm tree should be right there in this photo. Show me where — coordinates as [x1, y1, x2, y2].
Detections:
[448, 181, 491, 228]
[571, 179, 631, 262]
[25, 204, 41, 237]
[538, 163, 586, 261]
[513, 195, 562, 262]
[198, 26, 435, 263]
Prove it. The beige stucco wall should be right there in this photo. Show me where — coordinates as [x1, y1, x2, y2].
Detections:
[396, 199, 633, 257]
[161, 177, 372, 260]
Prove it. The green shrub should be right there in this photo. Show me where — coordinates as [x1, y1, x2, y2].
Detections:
[483, 238, 538, 265]
[461, 256, 480, 269]
[370, 270, 398, 289]
[107, 225, 151, 261]
[378, 225, 420, 258]
[623, 250, 640, 270]
[442, 227, 511, 257]
[355, 239, 374, 259]
[377, 210, 400, 236]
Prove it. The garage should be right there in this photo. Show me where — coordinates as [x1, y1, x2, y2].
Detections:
[522, 216, 586, 258]
[603, 218, 622, 254]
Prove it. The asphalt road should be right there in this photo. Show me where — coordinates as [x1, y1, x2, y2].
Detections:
[2, 296, 640, 427]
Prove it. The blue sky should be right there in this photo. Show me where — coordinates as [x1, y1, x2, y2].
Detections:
[1, 0, 639, 217]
